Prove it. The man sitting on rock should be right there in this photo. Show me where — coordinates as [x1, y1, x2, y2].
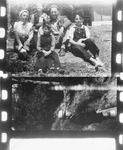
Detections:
[49, 5, 71, 57]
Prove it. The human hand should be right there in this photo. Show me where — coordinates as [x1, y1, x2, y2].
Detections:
[23, 43, 29, 51]
[78, 39, 85, 43]
[42, 50, 51, 56]
[18, 44, 23, 51]
[25, 40, 30, 46]
[78, 42, 86, 48]
[55, 36, 60, 44]
[20, 48, 27, 53]
[77, 40, 85, 47]
[38, 48, 42, 53]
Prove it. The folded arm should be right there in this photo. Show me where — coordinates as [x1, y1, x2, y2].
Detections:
[43, 35, 56, 56]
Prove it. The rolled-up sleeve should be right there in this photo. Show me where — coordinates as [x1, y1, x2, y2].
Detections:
[51, 35, 55, 51]
[13, 22, 18, 32]
[85, 26, 90, 38]
[38, 27, 43, 37]
[68, 26, 75, 40]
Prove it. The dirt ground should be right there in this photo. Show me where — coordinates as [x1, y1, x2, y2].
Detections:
[7, 23, 112, 77]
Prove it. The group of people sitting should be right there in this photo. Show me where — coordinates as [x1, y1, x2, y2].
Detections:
[12, 3, 103, 74]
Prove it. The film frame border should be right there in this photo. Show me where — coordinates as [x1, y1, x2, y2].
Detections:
[0, 0, 123, 150]
[0, 75, 11, 150]
[112, 0, 123, 73]
[0, 0, 7, 72]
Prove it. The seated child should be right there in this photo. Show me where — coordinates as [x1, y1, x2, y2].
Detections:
[69, 10, 103, 71]
[34, 22, 64, 73]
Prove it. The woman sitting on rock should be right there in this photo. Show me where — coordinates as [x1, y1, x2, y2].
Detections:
[13, 10, 33, 60]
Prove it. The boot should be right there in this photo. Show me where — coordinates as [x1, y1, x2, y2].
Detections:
[59, 48, 66, 57]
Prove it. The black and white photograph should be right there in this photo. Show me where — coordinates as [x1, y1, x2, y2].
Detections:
[12, 77, 117, 131]
[0, 0, 121, 150]
[7, 0, 112, 77]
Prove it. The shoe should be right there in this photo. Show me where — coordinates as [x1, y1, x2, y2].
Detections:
[54, 67, 64, 74]
[38, 69, 43, 74]
[98, 61, 104, 67]
[22, 52, 28, 60]
[96, 58, 103, 67]
[59, 48, 66, 57]
[95, 64, 99, 72]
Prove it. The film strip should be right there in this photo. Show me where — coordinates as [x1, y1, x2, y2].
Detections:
[0, 0, 8, 149]
[0, 0, 6, 73]
[112, 0, 123, 73]
[0, 76, 11, 150]
[0, 0, 123, 150]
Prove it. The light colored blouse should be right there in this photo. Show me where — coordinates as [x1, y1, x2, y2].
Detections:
[13, 21, 33, 38]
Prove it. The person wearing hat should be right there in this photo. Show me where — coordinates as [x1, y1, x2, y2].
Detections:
[49, 5, 71, 57]
[13, 10, 33, 60]
[30, 3, 50, 49]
